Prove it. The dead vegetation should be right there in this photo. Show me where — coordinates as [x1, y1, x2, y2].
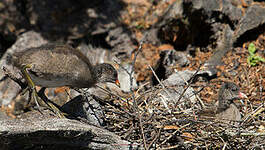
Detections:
[102, 34, 265, 149]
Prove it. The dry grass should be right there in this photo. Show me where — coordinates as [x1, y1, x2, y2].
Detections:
[103, 33, 264, 149]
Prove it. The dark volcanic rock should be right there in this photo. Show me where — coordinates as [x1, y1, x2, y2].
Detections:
[233, 4, 265, 45]
[0, 0, 136, 55]
[0, 111, 138, 150]
[25, 0, 124, 42]
[152, 50, 190, 85]
[0, 0, 30, 52]
[152, 0, 265, 70]
[106, 26, 137, 57]
[62, 95, 105, 126]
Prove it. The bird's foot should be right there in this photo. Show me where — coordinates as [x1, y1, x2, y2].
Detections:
[22, 64, 66, 118]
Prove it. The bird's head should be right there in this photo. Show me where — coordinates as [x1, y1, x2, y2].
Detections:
[218, 82, 247, 110]
[94, 63, 120, 87]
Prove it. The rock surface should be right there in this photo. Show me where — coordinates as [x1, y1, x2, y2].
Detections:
[117, 63, 138, 92]
[0, 110, 138, 150]
[153, 0, 265, 76]
[61, 95, 105, 126]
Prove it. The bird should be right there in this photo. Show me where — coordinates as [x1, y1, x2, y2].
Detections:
[198, 82, 247, 125]
[11, 43, 120, 117]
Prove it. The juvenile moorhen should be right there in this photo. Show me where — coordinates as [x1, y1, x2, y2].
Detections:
[12, 43, 120, 117]
[199, 82, 247, 124]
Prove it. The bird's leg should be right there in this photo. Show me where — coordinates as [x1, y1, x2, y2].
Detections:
[28, 87, 45, 115]
[38, 87, 67, 118]
[21, 64, 65, 118]
[21, 64, 43, 113]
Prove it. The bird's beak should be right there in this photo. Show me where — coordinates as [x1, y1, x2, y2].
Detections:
[239, 92, 248, 99]
[115, 79, 120, 88]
